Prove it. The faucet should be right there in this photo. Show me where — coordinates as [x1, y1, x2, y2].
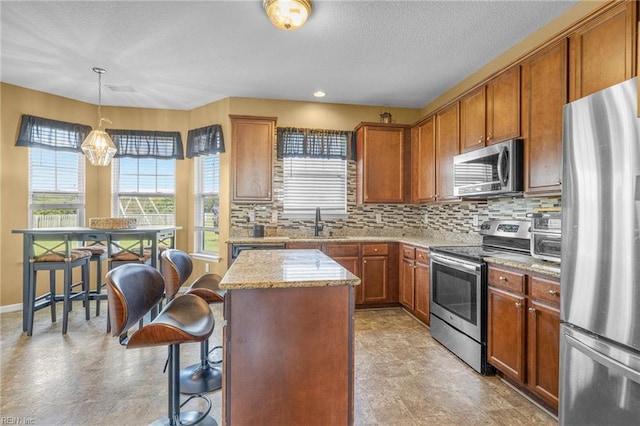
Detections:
[314, 207, 323, 237]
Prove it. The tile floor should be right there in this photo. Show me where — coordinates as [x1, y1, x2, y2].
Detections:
[0, 302, 557, 425]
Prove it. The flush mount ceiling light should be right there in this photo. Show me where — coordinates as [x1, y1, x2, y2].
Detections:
[81, 67, 117, 166]
[263, 0, 312, 30]
[313, 91, 326, 98]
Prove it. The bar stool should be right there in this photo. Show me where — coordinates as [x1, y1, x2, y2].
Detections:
[161, 249, 225, 394]
[76, 241, 108, 316]
[26, 234, 91, 336]
[106, 264, 217, 426]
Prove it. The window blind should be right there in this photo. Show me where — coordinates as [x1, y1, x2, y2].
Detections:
[194, 155, 220, 254]
[283, 157, 347, 217]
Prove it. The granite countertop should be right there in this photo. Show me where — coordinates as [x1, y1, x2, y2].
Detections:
[226, 235, 476, 250]
[219, 249, 361, 290]
[484, 253, 561, 278]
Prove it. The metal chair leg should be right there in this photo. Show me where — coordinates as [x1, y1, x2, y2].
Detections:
[179, 338, 222, 395]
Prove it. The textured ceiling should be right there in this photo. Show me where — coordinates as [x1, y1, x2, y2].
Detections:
[0, 1, 578, 110]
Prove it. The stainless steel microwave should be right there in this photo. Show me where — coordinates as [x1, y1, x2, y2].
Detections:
[453, 139, 524, 198]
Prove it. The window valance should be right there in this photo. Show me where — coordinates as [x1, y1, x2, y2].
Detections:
[186, 124, 225, 158]
[15, 115, 91, 153]
[107, 129, 184, 159]
[276, 127, 354, 160]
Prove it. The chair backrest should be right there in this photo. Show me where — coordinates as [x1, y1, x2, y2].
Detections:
[105, 264, 165, 338]
[160, 249, 193, 300]
[107, 232, 148, 261]
[28, 233, 72, 261]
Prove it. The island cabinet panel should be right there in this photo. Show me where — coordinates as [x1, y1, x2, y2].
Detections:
[411, 116, 436, 203]
[223, 286, 354, 425]
[522, 39, 568, 196]
[569, 1, 637, 101]
[355, 123, 410, 204]
[230, 115, 275, 202]
[435, 102, 460, 202]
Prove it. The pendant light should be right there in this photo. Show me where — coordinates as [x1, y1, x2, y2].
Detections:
[81, 67, 117, 166]
[263, 0, 311, 30]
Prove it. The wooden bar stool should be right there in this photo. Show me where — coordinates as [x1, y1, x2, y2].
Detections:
[161, 249, 225, 395]
[106, 263, 217, 426]
[76, 241, 108, 316]
[26, 234, 91, 336]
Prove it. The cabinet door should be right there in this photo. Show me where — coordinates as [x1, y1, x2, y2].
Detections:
[527, 299, 560, 411]
[435, 102, 460, 201]
[414, 260, 430, 325]
[230, 115, 275, 202]
[333, 256, 361, 304]
[411, 117, 436, 203]
[356, 125, 407, 203]
[487, 286, 526, 383]
[400, 258, 415, 309]
[522, 39, 567, 196]
[487, 66, 520, 144]
[460, 86, 486, 152]
[361, 256, 388, 303]
[569, 2, 636, 101]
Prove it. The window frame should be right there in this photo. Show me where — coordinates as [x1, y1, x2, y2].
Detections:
[193, 154, 220, 256]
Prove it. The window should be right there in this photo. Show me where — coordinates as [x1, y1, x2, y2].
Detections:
[111, 157, 176, 226]
[16, 115, 90, 228]
[278, 128, 349, 218]
[29, 148, 85, 227]
[194, 155, 220, 255]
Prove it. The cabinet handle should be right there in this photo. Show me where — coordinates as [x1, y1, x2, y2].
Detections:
[548, 289, 558, 296]
[363, 260, 367, 264]
[374, 248, 378, 252]
[499, 276, 508, 281]
[514, 302, 522, 308]
[528, 307, 536, 313]
[487, 134, 493, 140]
[478, 137, 483, 144]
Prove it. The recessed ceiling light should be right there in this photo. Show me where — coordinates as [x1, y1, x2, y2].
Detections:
[313, 91, 326, 98]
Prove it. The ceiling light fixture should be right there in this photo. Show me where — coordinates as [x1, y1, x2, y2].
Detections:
[313, 91, 326, 98]
[263, 0, 311, 30]
[81, 67, 117, 166]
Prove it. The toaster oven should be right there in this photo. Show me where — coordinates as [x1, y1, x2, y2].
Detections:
[529, 212, 561, 263]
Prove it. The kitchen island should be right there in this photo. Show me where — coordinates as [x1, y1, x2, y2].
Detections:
[219, 249, 361, 426]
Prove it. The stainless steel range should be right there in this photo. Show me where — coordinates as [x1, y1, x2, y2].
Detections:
[429, 220, 531, 374]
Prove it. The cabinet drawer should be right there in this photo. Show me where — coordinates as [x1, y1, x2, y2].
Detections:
[415, 248, 429, 263]
[401, 245, 415, 259]
[362, 244, 388, 256]
[488, 266, 525, 294]
[530, 275, 560, 308]
[325, 244, 359, 258]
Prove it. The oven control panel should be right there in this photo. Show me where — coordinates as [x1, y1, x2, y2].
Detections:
[479, 220, 531, 239]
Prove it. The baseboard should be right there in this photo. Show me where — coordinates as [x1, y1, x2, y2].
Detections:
[0, 303, 22, 314]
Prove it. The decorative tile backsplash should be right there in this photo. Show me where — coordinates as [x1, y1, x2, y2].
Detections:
[230, 158, 561, 240]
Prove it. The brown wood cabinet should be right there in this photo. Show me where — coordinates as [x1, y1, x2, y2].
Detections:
[522, 39, 568, 196]
[230, 115, 275, 202]
[399, 244, 430, 325]
[355, 123, 410, 204]
[487, 264, 560, 412]
[286, 241, 399, 308]
[435, 102, 460, 201]
[411, 116, 436, 203]
[569, 1, 637, 101]
[460, 67, 520, 152]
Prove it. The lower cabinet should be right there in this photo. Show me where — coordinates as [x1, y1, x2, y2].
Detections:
[487, 264, 560, 412]
[400, 244, 430, 325]
[288, 242, 399, 308]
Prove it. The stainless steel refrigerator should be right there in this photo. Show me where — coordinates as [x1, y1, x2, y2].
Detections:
[560, 77, 640, 424]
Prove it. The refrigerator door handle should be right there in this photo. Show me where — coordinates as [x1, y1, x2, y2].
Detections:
[565, 333, 640, 385]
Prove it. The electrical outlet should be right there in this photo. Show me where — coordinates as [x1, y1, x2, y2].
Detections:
[205, 263, 210, 273]
[423, 213, 428, 224]
[375, 213, 382, 223]
[271, 210, 278, 223]
[472, 215, 479, 227]
[248, 211, 255, 222]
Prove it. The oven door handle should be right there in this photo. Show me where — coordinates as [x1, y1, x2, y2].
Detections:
[430, 253, 480, 273]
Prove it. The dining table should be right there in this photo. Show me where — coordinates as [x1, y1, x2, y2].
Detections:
[12, 225, 181, 332]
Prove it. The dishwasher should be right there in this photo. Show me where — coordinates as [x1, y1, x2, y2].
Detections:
[229, 242, 287, 266]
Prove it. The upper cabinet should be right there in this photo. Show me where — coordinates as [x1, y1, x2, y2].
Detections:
[435, 102, 460, 202]
[230, 115, 276, 203]
[411, 116, 436, 203]
[522, 39, 568, 197]
[355, 123, 410, 204]
[460, 66, 520, 152]
[569, 1, 637, 101]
